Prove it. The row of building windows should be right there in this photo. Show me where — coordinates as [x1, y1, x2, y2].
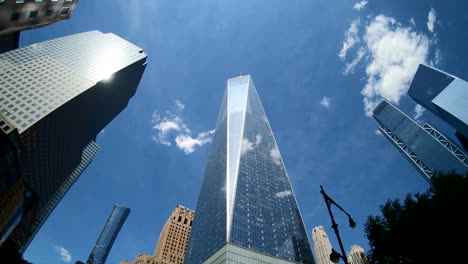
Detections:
[0, 0, 73, 3]
[9, 7, 69, 21]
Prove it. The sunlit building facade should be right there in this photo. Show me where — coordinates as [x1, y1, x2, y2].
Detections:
[347, 245, 368, 264]
[185, 75, 314, 264]
[373, 99, 468, 183]
[87, 205, 131, 264]
[311, 226, 333, 264]
[408, 64, 468, 150]
[0, 30, 147, 252]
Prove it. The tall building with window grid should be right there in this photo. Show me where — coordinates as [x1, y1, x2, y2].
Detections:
[0, 0, 78, 36]
[185, 75, 315, 264]
[311, 226, 333, 264]
[0, 30, 147, 252]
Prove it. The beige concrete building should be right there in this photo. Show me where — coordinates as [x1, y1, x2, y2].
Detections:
[120, 205, 194, 264]
[347, 245, 368, 264]
[312, 226, 334, 264]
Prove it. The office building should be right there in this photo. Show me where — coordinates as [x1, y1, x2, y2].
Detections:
[311, 226, 333, 264]
[408, 64, 468, 149]
[120, 205, 195, 264]
[0, 30, 147, 252]
[87, 205, 131, 264]
[347, 245, 368, 264]
[0, 0, 78, 36]
[185, 75, 315, 264]
[373, 99, 468, 183]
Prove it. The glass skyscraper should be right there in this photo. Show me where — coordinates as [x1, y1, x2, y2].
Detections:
[87, 205, 131, 264]
[373, 99, 468, 183]
[185, 75, 314, 264]
[408, 64, 468, 146]
[0, 30, 147, 251]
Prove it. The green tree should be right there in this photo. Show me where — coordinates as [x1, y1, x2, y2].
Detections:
[364, 172, 468, 264]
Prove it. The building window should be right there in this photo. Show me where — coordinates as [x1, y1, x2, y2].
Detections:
[59, 7, 70, 15]
[11, 13, 20, 21]
[29, 11, 38, 18]
[45, 9, 53, 16]
[16, 0, 24, 3]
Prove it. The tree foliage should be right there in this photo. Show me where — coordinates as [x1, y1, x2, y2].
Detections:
[364, 172, 468, 264]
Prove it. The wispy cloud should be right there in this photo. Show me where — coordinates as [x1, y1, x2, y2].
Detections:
[275, 190, 292, 198]
[353, 0, 368, 11]
[241, 134, 262, 157]
[413, 104, 425, 121]
[375, 129, 383, 136]
[270, 147, 281, 166]
[339, 19, 360, 60]
[340, 15, 436, 116]
[152, 101, 214, 154]
[409, 17, 416, 27]
[427, 8, 437, 33]
[55, 246, 72, 263]
[320, 96, 331, 108]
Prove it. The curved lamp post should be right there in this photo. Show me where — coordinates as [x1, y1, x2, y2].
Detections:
[320, 186, 356, 264]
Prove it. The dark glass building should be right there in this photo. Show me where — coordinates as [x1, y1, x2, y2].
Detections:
[87, 205, 130, 264]
[373, 99, 468, 183]
[408, 64, 468, 150]
[0, 30, 147, 252]
[185, 75, 315, 264]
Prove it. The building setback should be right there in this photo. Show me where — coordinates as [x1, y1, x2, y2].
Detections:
[408, 64, 468, 151]
[372, 99, 468, 183]
[87, 205, 131, 264]
[120, 205, 195, 264]
[311, 226, 333, 264]
[0, 30, 147, 252]
[185, 75, 315, 264]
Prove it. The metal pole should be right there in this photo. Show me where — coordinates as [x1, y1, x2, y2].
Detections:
[321, 186, 349, 264]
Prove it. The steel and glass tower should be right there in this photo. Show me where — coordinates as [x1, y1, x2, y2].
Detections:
[408, 64, 468, 150]
[373, 99, 468, 183]
[87, 205, 131, 264]
[0, 30, 147, 251]
[185, 75, 314, 264]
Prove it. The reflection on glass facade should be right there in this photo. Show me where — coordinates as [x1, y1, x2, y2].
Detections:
[373, 100, 468, 183]
[185, 76, 314, 264]
[408, 64, 468, 141]
[87, 205, 130, 264]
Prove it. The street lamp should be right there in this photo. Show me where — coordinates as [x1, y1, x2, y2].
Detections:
[320, 185, 356, 264]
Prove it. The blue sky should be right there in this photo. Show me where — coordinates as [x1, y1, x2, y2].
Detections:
[20, 0, 468, 263]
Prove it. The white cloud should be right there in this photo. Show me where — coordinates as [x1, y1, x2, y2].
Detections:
[55, 246, 72, 263]
[275, 190, 292, 198]
[175, 130, 215, 154]
[320, 96, 331, 108]
[353, 0, 368, 11]
[427, 8, 437, 33]
[413, 104, 425, 121]
[341, 15, 432, 116]
[152, 101, 215, 154]
[344, 47, 366, 75]
[270, 147, 281, 166]
[375, 129, 383, 136]
[240, 138, 254, 156]
[409, 18, 416, 27]
[175, 100, 185, 111]
[339, 19, 360, 60]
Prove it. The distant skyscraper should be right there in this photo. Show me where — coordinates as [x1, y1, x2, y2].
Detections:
[408, 64, 468, 151]
[373, 99, 468, 183]
[347, 245, 368, 264]
[185, 75, 315, 264]
[119, 205, 195, 264]
[0, 0, 78, 36]
[312, 226, 333, 264]
[0, 30, 147, 252]
[87, 205, 130, 264]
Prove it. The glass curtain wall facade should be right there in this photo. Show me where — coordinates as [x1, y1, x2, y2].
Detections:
[373, 100, 468, 183]
[0, 30, 147, 251]
[87, 205, 131, 264]
[185, 75, 314, 264]
[408, 64, 468, 141]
